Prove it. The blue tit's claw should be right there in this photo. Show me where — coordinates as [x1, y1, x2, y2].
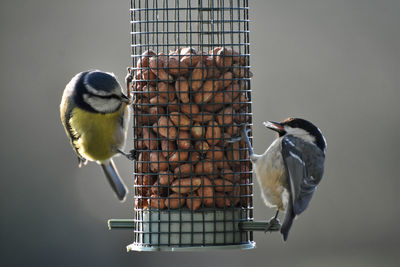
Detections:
[117, 149, 136, 161]
[77, 157, 88, 168]
[127, 149, 137, 161]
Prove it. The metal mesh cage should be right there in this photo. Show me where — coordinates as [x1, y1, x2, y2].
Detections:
[129, 0, 253, 251]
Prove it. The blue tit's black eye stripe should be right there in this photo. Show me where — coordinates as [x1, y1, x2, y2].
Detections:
[72, 72, 97, 113]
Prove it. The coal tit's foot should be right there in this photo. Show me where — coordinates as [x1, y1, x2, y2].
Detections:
[225, 123, 251, 143]
[264, 210, 281, 233]
[225, 135, 243, 143]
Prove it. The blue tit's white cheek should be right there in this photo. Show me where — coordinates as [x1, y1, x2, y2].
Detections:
[83, 94, 121, 113]
[284, 126, 316, 144]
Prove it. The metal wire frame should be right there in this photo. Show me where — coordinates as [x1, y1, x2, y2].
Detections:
[130, 0, 253, 249]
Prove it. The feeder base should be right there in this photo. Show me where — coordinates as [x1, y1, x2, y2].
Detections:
[127, 241, 255, 252]
[130, 208, 254, 251]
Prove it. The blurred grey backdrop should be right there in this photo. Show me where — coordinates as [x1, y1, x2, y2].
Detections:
[0, 0, 399, 266]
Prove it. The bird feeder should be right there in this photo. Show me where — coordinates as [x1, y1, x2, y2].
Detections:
[108, 0, 280, 251]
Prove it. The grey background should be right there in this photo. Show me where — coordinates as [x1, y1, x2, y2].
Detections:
[1, 0, 399, 266]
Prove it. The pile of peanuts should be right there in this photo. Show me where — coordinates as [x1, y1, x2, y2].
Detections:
[132, 47, 252, 211]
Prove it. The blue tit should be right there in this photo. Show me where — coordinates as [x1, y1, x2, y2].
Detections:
[60, 70, 132, 201]
[242, 118, 326, 241]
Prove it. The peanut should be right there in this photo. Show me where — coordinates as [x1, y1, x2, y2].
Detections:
[205, 146, 224, 161]
[191, 122, 204, 139]
[167, 55, 189, 76]
[141, 128, 158, 150]
[151, 180, 168, 196]
[161, 139, 176, 158]
[167, 99, 180, 113]
[137, 49, 156, 68]
[190, 151, 201, 162]
[229, 183, 241, 206]
[170, 112, 191, 131]
[149, 55, 174, 82]
[149, 195, 166, 209]
[216, 106, 235, 126]
[156, 116, 178, 139]
[215, 192, 231, 208]
[192, 112, 213, 122]
[221, 71, 233, 88]
[226, 141, 240, 164]
[215, 47, 233, 69]
[197, 177, 214, 207]
[150, 152, 168, 172]
[165, 193, 186, 209]
[141, 84, 157, 98]
[220, 168, 237, 183]
[141, 69, 156, 85]
[158, 171, 174, 185]
[175, 76, 190, 103]
[150, 96, 168, 105]
[206, 120, 221, 146]
[148, 106, 166, 125]
[180, 47, 202, 67]
[169, 151, 189, 169]
[177, 130, 191, 150]
[181, 103, 200, 116]
[195, 140, 210, 152]
[213, 179, 234, 192]
[157, 82, 176, 101]
[194, 79, 221, 104]
[171, 177, 202, 194]
[190, 61, 207, 91]
[173, 163, 193, 177]
[195, 160, 215, 176]
[186, 192, 202, 211]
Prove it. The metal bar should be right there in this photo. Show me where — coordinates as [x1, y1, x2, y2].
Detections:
[108, 219, 135, 229]
[239, 221, 281, 232]
[109, 219, 280, 232]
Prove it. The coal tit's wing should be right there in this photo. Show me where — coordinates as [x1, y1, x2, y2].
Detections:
[281, 137, 318, 215]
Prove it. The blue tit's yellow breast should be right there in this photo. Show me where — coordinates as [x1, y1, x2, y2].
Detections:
[69, 106, 126, 162]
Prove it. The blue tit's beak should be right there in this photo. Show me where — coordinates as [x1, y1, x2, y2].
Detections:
[263, 121, 285, 133]
[120, 93, 131, 103]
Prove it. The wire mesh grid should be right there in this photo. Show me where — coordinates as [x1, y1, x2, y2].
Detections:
[129, 0, 253, 250]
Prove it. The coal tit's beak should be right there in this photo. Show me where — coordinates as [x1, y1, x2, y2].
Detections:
[263, 121, 285, 133]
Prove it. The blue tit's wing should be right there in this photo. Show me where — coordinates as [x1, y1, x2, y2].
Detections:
[281, 137, 318, 216]
[60, 73, 87, 166]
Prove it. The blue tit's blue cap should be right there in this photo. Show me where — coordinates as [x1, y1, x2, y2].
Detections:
[85, 70, 119, 93]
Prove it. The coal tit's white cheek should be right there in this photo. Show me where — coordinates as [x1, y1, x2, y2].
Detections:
[83, 94, 121, 113]
[284, 126, 316, 144]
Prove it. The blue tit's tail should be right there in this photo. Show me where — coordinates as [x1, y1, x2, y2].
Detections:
[101, 159, 128, 202]
[281, 201, 295, 241]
